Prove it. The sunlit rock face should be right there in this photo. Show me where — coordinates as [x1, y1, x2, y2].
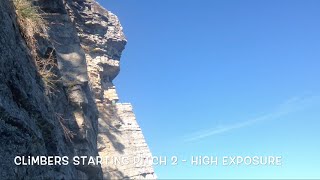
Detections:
[0, 0, 155, 179]
[97, 103, 157, 179]
[67, 1, 157, 178]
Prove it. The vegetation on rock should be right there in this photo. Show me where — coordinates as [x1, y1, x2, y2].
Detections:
[13, 0, 58, 94]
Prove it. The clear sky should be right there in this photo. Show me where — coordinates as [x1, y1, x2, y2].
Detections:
[98, 0, 320, 179]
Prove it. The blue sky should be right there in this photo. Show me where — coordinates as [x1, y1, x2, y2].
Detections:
[98, 0, 320, 179]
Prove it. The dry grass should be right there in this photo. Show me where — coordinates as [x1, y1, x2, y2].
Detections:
[13, 0, 58, 93]
[13, 0, 48, 56]
[37, 50, 60, 94]
[56, 113, 75, 143]
[13, 0, 43, 23]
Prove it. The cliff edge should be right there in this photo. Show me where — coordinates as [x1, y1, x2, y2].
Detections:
[0, 0, 156, 179]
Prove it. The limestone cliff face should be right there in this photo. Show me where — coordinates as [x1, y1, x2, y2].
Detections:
[0, 0, 155, 179]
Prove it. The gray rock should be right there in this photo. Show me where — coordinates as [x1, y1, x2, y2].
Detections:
[0, 0, 156, 179]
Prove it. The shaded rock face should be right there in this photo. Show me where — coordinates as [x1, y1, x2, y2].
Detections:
[0, 0, 79, 179]
[0, 0, 155, 179]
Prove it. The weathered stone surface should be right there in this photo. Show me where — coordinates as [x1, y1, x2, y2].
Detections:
[66, 0, 156, 178]
[97, 103, 156, 179]
[0, 0, 155, 179]
[0, 1, 77, 179]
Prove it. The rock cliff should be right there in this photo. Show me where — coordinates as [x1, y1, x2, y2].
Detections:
[0, 0, 156, 179]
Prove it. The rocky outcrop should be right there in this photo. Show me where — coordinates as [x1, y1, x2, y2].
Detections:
[65, 0, 156, 178]
[98, 103, 156, 179]
[0, 0, 155, 179]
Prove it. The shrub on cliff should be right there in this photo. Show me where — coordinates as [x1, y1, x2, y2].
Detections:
[13, 0, 46, 40]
